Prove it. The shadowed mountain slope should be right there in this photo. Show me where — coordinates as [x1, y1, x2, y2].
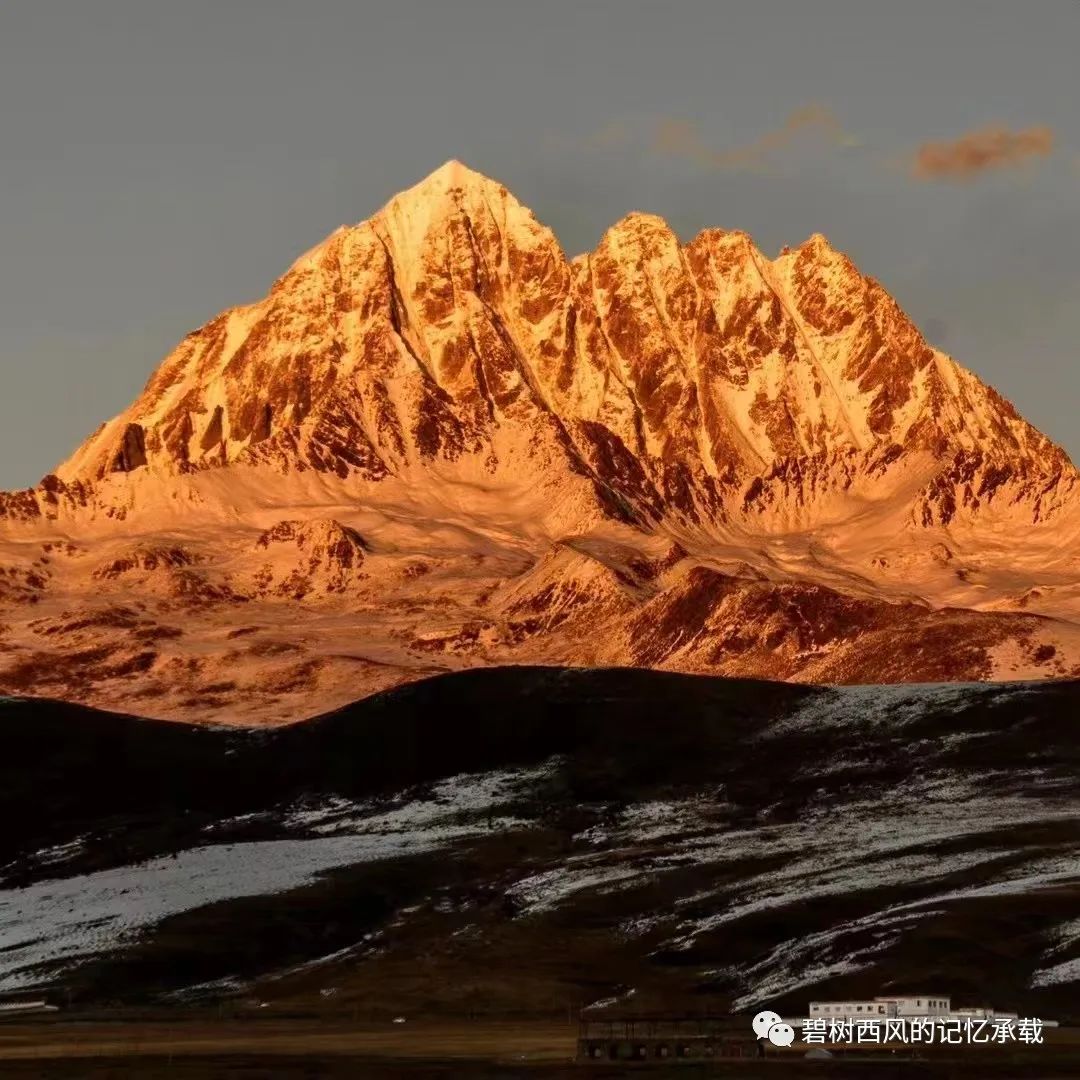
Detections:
[2, 668, 1079, 1023]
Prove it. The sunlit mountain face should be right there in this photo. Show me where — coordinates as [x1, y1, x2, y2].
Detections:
[2, 161, 1079, 723]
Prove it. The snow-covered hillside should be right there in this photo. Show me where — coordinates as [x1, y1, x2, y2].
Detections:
[1, 670, 1078, 1018]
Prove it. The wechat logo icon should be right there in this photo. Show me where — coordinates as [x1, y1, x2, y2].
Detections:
[753, 1010, 795, 1047]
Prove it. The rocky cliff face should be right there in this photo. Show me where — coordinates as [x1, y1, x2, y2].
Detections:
[45, 160, 1075, 528]
[2, 161, 1079, 723]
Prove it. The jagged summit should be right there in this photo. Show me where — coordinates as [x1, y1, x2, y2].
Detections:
[376, 159, 518, 229]
[402, 158, 500, 194]
[799, 231, 836, 252]
[422, 157, 476, 181]
[26, 160, 1075, 533]
[19, 160, 1072, 537]
[280, 160, 514, 274]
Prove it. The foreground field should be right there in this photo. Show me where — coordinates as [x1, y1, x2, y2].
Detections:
[9, 1060, 1080, 1080]
[3, 1017, 1080, 1078]
[0, 1018, 577, 1064]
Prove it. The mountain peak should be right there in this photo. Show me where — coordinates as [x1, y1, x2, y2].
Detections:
[41, 162, 1076, 540]
[428, 158, 486, 185]
[797, 231, 840, 257]
[597, 212, 683, 261]
[388, 159, 508, 207]
[367, 159, 535, 266]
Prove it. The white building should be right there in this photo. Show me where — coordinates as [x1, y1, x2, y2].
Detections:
[808, 999, 896, 1020]
[876, 995, 952, 1018]
[0, 1000, 58, 1016]
[807, 994, 952, 1021]
[953, 1005, 1018, 1022]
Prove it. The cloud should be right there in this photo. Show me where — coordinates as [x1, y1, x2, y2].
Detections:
[651, 105, 857, 172]
[543, 119, 638, 157]
[912, 125, 1054, 181]
[584, 119, 634, 150]
[560, 106, 860, 173]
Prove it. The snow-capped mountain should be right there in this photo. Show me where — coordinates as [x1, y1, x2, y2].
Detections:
[40, 160, 1077, 528]
[2, 161, 1080, 722]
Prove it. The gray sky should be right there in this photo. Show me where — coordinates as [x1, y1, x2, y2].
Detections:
[1, 0, 1078, 489]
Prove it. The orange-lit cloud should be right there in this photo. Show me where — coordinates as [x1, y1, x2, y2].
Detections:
[569, 106, 860, 171]
[651, 105, 858, 171]
[912, 125, 1054, 180]
[584, 119, 634, 150]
